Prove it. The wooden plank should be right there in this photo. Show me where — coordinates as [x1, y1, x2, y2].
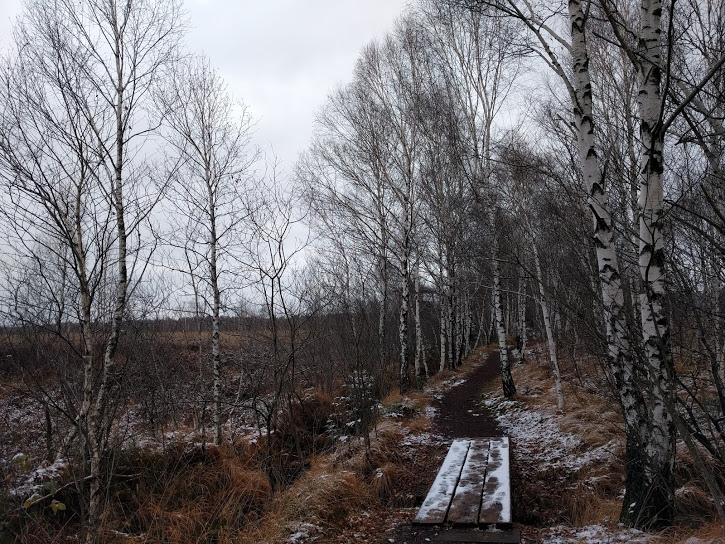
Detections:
[414, 439, 471, 524]
[447, 439, 491, 524]
[478, 437, 511, 524]
[433, 527, 521, 543]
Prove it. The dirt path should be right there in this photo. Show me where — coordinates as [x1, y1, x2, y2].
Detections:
[432, 351, 502, 440]
[381, 351, 504, 544]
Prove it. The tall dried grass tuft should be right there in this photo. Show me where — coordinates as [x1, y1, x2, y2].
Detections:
[370, 462, 399, 501]
[106, 443, 272, 543]
[508, 343, 724, 537]
[234, 454, 375, 544]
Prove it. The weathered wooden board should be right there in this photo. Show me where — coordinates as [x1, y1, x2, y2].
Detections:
[478, 437, 511, 524]
[414, 439, 471, 524]
[414, 437, 513, 529]
[447, 440, 490, 524]
[432, 527, 521, 543]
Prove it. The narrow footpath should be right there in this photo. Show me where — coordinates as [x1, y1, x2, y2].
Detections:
[384, 351, 504, 544]
[432, 351, 502, 439]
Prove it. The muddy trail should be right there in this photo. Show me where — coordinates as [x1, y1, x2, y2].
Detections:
[382, 351, 505, 544]
[432, 350, 503, 440]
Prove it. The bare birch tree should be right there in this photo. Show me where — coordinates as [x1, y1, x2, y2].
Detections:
[159, 56, 256, 446]
[451, 0, 669, 525]
[0, 0, 183, 539]
[422, 0, 523, 396]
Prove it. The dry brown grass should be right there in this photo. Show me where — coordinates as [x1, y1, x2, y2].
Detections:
[235, 454, 376, 544]
[187, 395, 426, 543]
[101, 443, 272, 544]
[381, 389, 405, 406]
[404, 413, 431, 435]
[506, 344, 723, 540]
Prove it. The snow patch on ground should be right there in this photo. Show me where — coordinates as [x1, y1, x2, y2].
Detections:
[427, 376, 468, 394]
[399, 430, 446, 449]
[541, 524, 651, 543]
[484, 397, 618, 473]
[482, 387, 657, 542]
[287, 522, 320, 543]
[10, 456, 68, 499]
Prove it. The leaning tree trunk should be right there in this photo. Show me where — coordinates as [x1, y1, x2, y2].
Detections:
[533, 239, 564, 410]
[517, 273, 527, 362]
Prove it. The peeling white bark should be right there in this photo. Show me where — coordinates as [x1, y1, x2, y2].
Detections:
[493, 238, 515, 398]
[414, 273, 425, 387]
[517, 274, 527, 362]
[635, 0, 676, 524]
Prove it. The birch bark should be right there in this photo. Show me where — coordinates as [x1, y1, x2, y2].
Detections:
[440, 286, 448, 372]
[492, 223, 515, 397]
[210, 207, 222, 446]
[533, 239, 564, 410]
[630, 0, 676, 525]
[569, 0, 673, 526]
[399, 202, 412, 393]
[517, 274, 527, 362]
[88, 15, 131, 535]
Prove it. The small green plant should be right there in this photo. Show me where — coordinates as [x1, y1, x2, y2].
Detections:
[49, 499, 66, 514]
[327, 372, 380, 438]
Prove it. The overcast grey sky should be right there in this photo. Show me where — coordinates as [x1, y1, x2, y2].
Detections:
[0, 0, 410, 170]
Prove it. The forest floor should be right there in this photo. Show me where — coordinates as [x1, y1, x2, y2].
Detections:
[311, 349, 724, 544]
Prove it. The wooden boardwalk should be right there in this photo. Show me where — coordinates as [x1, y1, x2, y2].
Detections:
[414, 437, 512, 527]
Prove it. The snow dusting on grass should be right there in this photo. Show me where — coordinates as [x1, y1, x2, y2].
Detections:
[484, 397, 618, 473]
[397, 428, 446, 449]
[287, 522, 321, 543]
[10, 456, 68, 499]
[541, 524, 651, 543]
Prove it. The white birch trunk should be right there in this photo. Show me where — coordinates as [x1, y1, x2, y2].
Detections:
[473, 300, 486, 350]
[447, 287, 455, 369]
[209, 202, 222, 446]
[414, 273, 425, 388]
[88, 55, 130, 539]
[634, 0, 676, 525]
[517, 274, 527, 362]
[456, 290, 465, 364]
[533, 241, 564, 410]
[493, 242, 515, 398]
[717, 275, 725, 387]
[463, 292, 472, 358]
[568, 0, 655, 526]
[399, 207, 412, 393]
[378, 230, 389, 375]
[440, 294, 447, 372]
[422, 339, 429, 378]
